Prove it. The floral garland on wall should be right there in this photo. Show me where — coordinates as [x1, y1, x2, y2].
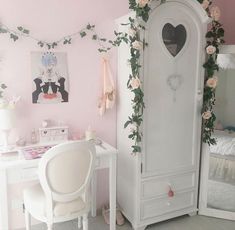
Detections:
[123, 0, 225, 154]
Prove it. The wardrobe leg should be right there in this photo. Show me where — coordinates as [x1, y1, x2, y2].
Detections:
[82, 214, 88, 230]
[78, 216, 82, 229]
[25, 210, 31, 230]
[189, 211, 197, 217]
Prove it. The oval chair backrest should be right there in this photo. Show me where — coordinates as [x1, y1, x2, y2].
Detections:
[38, 140, 95, 203]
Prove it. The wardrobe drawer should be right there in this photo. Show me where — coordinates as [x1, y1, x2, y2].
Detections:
[141, 172, 195, 199]
[141, 191, 194, 220]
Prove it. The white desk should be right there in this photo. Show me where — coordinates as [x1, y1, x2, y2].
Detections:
[0, 141, 117, 230]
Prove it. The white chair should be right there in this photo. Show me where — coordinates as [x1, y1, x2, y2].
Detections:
[23, 140, 96, 230]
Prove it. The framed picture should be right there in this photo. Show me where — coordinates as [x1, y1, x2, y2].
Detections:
[31, 51, 69, 104]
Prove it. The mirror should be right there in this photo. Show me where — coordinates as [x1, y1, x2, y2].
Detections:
[199, 45, 235, 220]
[207, 67, 235, 212]
[162, 23, 187, 57]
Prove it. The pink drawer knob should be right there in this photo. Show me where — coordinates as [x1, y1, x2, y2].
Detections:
[168, 187, 174, 198]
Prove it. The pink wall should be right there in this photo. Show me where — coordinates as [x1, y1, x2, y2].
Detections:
[213, 0, 235, 44]
[0, 0, 128, 228]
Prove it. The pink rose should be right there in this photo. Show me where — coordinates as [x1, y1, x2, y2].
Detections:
[201, 0, 210, 10]
[206, 45, 216, 55]
[136, 0, 149, 8]
[202, 111, 212, 120]
[206, 76, 218, 89]
[211, 6, 221, 21]
[132, 40, 142, 50]
[130, 77, 141, 89]
[129, 28, 136, 37]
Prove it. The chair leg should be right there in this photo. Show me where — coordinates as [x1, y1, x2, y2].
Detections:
[25, 209, 31, 230]
[78, 216, 82, 229]
[47, 223, 53, 230]
[82, 214, 88, 230]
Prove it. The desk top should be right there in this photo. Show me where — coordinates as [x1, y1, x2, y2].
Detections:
[0, 140, 117, 169]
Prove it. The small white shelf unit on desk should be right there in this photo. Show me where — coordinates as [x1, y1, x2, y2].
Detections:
[0, 140, 117, 230]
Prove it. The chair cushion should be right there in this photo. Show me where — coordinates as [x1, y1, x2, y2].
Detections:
[24, 183, 86, 218]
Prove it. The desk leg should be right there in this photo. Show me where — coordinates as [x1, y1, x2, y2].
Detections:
[91, 171, 97, 217]
[109, 155, 117, 230]
[0, 169, 9, 230]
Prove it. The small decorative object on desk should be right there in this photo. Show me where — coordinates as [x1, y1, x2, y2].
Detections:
[42, 119, 51, 128]
[22, 145, 54, 160]
[39, 126, 68, 143]
[85, 125, 96, 141]
[0, 91, 20, 151]
[71, 131, 81, 140]
[31, 129, 38, 144]
[16, 137, 26, 146]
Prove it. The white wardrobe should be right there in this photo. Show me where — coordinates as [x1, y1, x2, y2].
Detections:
[116, 1, 209, 230]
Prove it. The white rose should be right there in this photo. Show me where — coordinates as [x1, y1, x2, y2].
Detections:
[201, 0, 210, 10]
[132, 40, 142, 50]
[206, 76, 218, 89]
[202, 111, 212, 120]
[136, 0, 149, 8]
[130, 77, 141, 89]
[211, 6, 221, 21]
[206, 45, 216, 55]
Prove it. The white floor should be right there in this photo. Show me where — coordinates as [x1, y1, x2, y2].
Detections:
[21, 214, 235, 230]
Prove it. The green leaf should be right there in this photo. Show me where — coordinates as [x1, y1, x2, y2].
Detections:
[132, 145, 141, 153]
[0, 28, 8, 33]
[129, 0, 136, 9]
[206, 31, 214, 38]
[80, 31, 87, 38]
[38, 41, 44, 47]
[23, 29, 30, 34]
[52, 42, 57, 48]
[124, 120, 132, 128]
[217, 28, 224, 37]
[17, 26, 23, 31]
[92, 35, 97, 40]
[10, 33, 18, 41]
[1, 84, 7, 89]
[98, 48, 107, 53]
[86, 24, 92, 30]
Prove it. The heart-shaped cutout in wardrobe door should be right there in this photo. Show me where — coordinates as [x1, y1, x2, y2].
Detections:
[162, 23, 187, 57]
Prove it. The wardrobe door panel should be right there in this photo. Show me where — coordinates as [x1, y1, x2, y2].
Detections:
[143, 2, 202, 176]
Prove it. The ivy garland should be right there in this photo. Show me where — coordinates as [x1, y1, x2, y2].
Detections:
[123, 0, 225, 154]
[0, 22, 125, 51]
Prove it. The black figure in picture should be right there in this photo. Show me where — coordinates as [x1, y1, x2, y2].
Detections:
[32, 78, 43, 103]
[32, 52, 69, 103]
[58, 77, 68, 102]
